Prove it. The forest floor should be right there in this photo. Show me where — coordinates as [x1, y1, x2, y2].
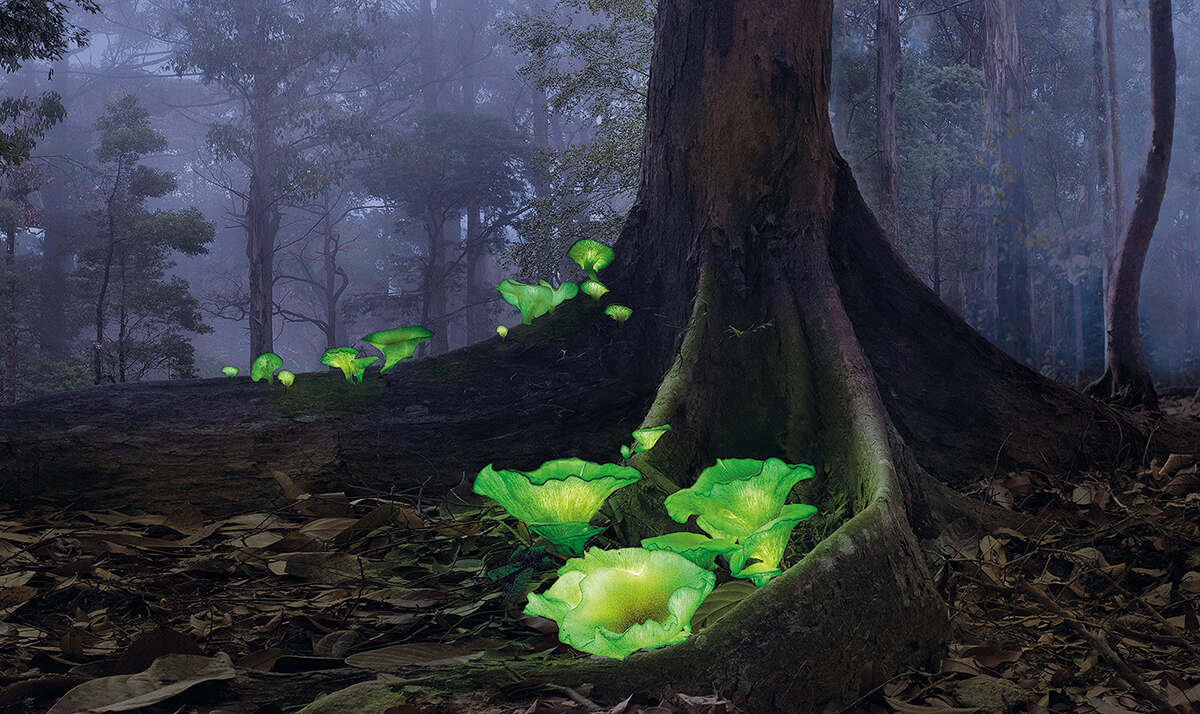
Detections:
[0, 396, 1197, 714]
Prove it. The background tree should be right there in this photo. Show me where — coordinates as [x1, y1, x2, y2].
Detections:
[80, 93, 213, 384]
[1087, 0, 1175, 407]
[875, 0, 900, 240]
[363, 111, 528, 355]
[166, 0, 374, 361]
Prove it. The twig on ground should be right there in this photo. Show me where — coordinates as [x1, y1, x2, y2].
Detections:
[1015, 579, 1189, 714]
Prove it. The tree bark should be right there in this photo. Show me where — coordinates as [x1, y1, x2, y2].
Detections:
[1087, 0, 1174, 409]
[983, 0, 1032, 364]
[1092, 0, 1116, 315]
[246, 113, 280, 362]
[1105, 0, 1125, 237]
[875, 0, 900, 240]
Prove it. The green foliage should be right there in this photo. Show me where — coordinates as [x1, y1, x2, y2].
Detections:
[502, 0, 652, 278]
[77, 93, 214, 383]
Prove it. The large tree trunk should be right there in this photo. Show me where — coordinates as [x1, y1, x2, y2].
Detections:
[983, 0, 1032, 364]
[875, 0, 900, 240]
[3, 1, 1198, 709]
[1087, 0, 1174, 409]
[246, 134, 280, 362]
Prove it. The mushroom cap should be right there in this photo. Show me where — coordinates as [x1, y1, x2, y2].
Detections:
[251, 353, 283, 383]
[727, 503, 818, 586]
[361, 326, 434, 346]
[664, 458, 815, 541]
[277, 369, 295, 387]
[320, 347, 359, 367]
[524, 547, 715, 660]
[567, 239, 615, 275]
[632, 424, 671, 452]
[361, 326, 433, 373]
[220, 366, 239, 378]
[580, 280, 610, 300]
[640, 532, 738, 570]
[604, 304, 633, 323]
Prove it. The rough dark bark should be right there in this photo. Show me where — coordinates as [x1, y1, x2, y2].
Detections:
[875, 0, 900, 240]
[1087, 0, 1174, 409]
[982, 0, 1032, 364]
[3, 0, 1198, 709]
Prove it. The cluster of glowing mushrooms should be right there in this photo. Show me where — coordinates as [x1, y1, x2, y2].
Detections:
[217, 240, 818, 661]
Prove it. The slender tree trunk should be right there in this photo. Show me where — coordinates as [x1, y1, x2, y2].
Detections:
[1092, 0, 1116, 317]
[465, 203, 488, 343]
[983, 0, 1032, 364]
[1074, 277, 1086, 385]
[875, 0, 900, 240]
[95, 164, 123, 384]
[246, 107, 280, 362]
[3, 222, 15, 404]
[1088, 0, 1175, 408]
[117, 247, 127, 383]
[931, 179, 941, 298]
[1105, 0, 1125, 237]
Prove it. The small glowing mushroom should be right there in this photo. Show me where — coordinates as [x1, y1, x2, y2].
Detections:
[496, 325, 508, 339]
[580, 279, 610, 300]
[277, 369, 295, 388]
[496, 279, 579, 325]
[632, 424, 671, 453]
[251, 352, 283, 384]
[640, 532, 738, 570]
[525, 547, 715, 660]
[220, 366, 239, 379]
[361, 326, 433, 374]
[604, 304, 633, 325]
[664, 458, 815, 541]
[567, 239, 615, 281]
[321, 348, 378, 383]
[728, 503, 818, 586]
[473, 458, 642, 555]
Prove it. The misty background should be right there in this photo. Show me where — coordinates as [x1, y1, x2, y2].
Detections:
[0, 0, 1196, 402]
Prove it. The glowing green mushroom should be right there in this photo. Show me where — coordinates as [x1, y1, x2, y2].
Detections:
[604, 304, 633, 325]
[321, 348, 379, 383]
[567, 239, 615, 280]
[496, 279, 579, 325]
[473, 458, 642, 555]
[727, 504, 818, 586]
[632, 424, 671, 453]
[220, 366, 239, 379]
[580, 279, 610, 300]
[664, 458, 815, 541]
[524, 547, 715, 660]
[277, 369, 295, 388]
[251, 352, 283, 384]
[640, 532, 737, 570]
[361, 326, 433, 374]
[496, 325, 508, 339]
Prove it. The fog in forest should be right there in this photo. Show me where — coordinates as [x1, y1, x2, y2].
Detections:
[1, 0, 1197, 402]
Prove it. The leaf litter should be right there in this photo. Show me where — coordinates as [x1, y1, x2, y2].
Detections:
[0, 473, 745, 713]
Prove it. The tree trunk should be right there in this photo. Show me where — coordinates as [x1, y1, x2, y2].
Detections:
[1105, 0, 1125, 237]
[246, 133, 280, 362]
[1087, 0, 1174, 409]
[465, 202, 488, 343]
[4, 1, 1199, 708]
[875, 0, 900, 240]
[38, 164, 72, 360]
[2, 222, 15, 404]
[1092, 0, 1116, 314]
[983, 0, 1032, 364]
